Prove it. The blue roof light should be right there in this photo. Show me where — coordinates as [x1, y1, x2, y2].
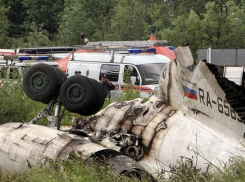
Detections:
[18, 56, 49, 62]
[167, 46, 175, 50]
[38, 56, 49, 60]
[128, 48, 156, 54]
[18, 56, 31, 61]
[128, 49, 142, 54]
[146, 48, 156, 53]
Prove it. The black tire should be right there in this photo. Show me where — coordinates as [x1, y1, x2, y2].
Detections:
[60, 75, 94, 113]
[54, 67, 67, 88]
[42, 68, 67, 104]
[23, 63, 59, 102]
[80, 79, 105, 116]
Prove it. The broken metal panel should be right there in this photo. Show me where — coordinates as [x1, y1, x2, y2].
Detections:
[158, 47, 244, 144]
[94, 99, 141, 132]
[133, 96, 167, 126]
[73, 142, 108, 159]
[0, 123, 151, 179]
[0, 123, 75, 174]
[139, 110, 245, 174]
[174, 46, 194, 68]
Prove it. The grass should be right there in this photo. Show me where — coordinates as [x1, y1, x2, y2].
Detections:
[0, 158, 149, 182]
[2, 154, 245, 182]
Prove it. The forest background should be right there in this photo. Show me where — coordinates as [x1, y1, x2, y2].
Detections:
[0, 0, 245, 55]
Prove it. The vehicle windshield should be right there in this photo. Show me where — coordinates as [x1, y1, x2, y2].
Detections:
[137, 63, 166, 85]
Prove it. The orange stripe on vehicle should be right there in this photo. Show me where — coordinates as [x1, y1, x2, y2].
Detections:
[120, 85, 153, 92]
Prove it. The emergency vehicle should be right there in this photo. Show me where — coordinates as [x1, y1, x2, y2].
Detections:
[66, 48, 171, 98]
[0, 49, 16, 56]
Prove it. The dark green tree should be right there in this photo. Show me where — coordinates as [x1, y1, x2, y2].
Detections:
[202, 0, 245, 48]
[2, 0, 27, 38]
[79, 0, 116, 40]
[108, 0, 147, 41]
[55, 0, 96, 45]
[160, 10, 204, 55]
[0, 3, 10, 48]
[22, 0, 64, 38]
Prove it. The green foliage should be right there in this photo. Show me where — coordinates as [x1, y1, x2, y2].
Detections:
[0, 4, 10, 48]
[3, 144, 245, 181]
[55, 0, 96, 45]
[0, 156, 150, 182]
[0, 78, 45, 124]
[0, 77, 84, 126]
[2, 0, 26, 38]
[11, 30, 52, 48]
[1, 0, 245, 50]
[159, 0, 245, 57]
[109, 0, 148, 41]
[0, 4, 9, 34]
[162, 156, 211, 182]
[22, 0, 64, 37]
[77, 0, 116, 41]
[160, 10, 204, 56]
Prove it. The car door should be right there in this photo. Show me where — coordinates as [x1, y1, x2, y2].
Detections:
[99, 63, 121, 98]
[67, 62, 81, 76]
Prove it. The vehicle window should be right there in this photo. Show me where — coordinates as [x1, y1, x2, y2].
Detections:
[137, 63, 166, 85]
[100, 64, 120, 81]
[67, 48, 75, 52]
[123, 65, 140, 85]
[37, 49, 51, 54]
[9, 68, 20, 79]
[20, 49, 37, 54]
[52, 48, 68, 53]
[0, 67, 7, 79]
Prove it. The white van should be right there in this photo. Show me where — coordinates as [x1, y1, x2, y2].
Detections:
[67, 49, 171, 98]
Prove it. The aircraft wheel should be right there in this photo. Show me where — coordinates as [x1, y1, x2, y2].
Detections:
[60, 75, 94, 113]
[23, 63, 59, 102]
[80, 79, 105, 116]
[54, 67, 67, 89]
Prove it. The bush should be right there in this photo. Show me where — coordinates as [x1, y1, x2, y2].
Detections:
[0, 78, 45, 124]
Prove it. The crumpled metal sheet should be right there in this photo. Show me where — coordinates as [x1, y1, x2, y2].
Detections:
[0, 122, 151, 178]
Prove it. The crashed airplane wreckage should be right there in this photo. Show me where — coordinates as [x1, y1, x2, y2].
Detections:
[0, 46, 245, 178]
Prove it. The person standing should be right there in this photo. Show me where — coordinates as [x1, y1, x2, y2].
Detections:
[75, 71, 81, 75]
[81, 32, 88, 45]
[100, 74, 115, 98]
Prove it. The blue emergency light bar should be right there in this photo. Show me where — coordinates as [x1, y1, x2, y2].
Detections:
[128, 48, 156, 54]
[167, 46, 175, 50]
[18, 56, 49, 62]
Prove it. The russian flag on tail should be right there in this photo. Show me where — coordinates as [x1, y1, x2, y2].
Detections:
[182, 85, 197, 100]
